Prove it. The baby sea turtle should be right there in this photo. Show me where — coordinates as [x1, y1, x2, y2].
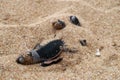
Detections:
[16, 39, 78, 66]
[70, 16, 81, 26]
[52, 19, 66, 30]
[16, 39, 64, 66]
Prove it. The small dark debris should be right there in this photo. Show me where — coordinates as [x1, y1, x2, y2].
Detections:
[112, 43, 117, 46]
[54, 34, 56, 38]
[99, 46, 104, 51]
[80, 40, 87, 46]
[70, 16, 81, 26]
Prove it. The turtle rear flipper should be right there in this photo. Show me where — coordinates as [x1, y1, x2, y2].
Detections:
[62, 45, 78, 53]
[41, 57, 63, 67]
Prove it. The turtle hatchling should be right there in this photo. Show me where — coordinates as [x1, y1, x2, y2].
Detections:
[52, 19, 66, 30]
[16, 39, 65, 66]
[70, 16, 81, 26]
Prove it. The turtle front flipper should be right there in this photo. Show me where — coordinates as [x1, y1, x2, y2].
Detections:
[41, 57, 63, 67]
[33, 43, 43, 50]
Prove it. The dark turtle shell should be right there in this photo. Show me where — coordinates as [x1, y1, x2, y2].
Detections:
[70, 16, 81, 26]
[36, 39, 64, 61]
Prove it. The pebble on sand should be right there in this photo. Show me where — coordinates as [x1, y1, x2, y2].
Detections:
[96, 49, 101, 57]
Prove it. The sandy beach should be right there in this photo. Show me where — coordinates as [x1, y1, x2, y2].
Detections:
[0, 0, 120, 80]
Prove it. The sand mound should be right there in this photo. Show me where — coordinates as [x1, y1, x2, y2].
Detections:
[0, 0, 120, 80]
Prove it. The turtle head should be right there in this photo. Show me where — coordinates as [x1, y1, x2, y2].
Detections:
[16, 51, 34, 65]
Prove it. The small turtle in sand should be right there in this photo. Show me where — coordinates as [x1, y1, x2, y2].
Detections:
[70, 16, 81, 26]
[16, 39, 77, 66]
[52, 19, 66, 30]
